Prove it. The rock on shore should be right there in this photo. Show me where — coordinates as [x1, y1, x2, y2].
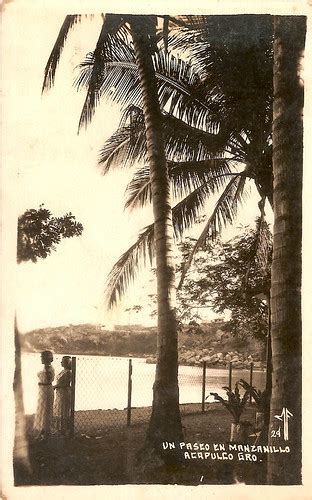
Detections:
[146, 323, 265, 368]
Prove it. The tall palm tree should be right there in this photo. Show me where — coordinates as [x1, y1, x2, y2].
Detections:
[267, 15, 306, 485]
[127, 16, 184, 449]
[91, 14, 273, 305]
[43, 13, 186, 453]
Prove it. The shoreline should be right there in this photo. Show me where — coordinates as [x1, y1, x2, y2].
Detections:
[22, 349, 265, 371]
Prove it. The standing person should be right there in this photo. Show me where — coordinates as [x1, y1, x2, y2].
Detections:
[53, 356, 72, 435]
[33, 350, 55, 438]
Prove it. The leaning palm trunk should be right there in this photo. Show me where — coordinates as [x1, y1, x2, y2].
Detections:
[267, 15, 306, 484]
[13, 317, 32, 483]
[130, 18, 183, 452]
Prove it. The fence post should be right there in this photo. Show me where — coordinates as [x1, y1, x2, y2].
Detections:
[229, 361, 233, 391]
[228, 361, 233, 400]
[201, 361, 207, 412]
[127, 359, 132, 427]
[69, 356, 76, 437]
[249, 362, 254, 403]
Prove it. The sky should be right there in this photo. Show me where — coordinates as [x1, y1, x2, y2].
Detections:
[0, 7, 282, 334]
[3, 11, 152, 331]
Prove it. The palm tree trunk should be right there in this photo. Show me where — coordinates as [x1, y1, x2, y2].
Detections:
[259, 293, 272, 446]
[13, 316, 32, 483]
[267, 15, 306, 484]
[130, 17, 183, 454]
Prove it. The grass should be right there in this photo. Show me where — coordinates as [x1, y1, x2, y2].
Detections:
[16, 404, 267, 486]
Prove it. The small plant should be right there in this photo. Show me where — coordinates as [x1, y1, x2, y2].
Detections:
[239, 379, 268, 412]
[209, 383, 251, 423]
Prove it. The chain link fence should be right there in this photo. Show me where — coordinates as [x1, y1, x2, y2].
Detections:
[71, 356, 266, 436]
[22, 352, 266, 436]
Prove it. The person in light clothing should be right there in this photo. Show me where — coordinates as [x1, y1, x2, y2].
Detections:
[54, 356, 72, 435]
[33, 350, 55, 438]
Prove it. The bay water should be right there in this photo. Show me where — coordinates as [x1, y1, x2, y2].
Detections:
[22, 352, 266, 414]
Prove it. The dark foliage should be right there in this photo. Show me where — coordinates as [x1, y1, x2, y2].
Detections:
[177, 220, 272, 340]
[17, 205, 83, 263]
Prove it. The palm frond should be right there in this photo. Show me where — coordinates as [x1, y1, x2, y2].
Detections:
[42, 15, 81, 93]
[125, 158, 234, 211]
[172, 168, 236, 240]
[178, 174, 248, 289]
[78, 14, 131, 131]
[98, 106, 146, 174]
[105, 223, 154, 308]
[75, 52, 140, 110]
[124, 165, 151, 210]
[209, 392, 233, 416]
[75, 41, 226, 132]
[167, 15, 273, 135]
[99, 103, 231, 176]
[169, 158, 233, 200]
[241, 387, 252, 407]
[74, 48, 137, 92]
[107, 166, 237, 306]
[105, 171, 248, 308]
[162, 112, 228, 161]
[210, 383, 249, 422]
[239, 379, 267, 409]
[153, 51, 219, 131]
[172, 185, 210, 239]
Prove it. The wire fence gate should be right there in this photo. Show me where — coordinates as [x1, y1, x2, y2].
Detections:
[68, 356, 266, 436]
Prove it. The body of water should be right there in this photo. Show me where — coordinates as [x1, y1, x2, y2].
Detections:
[22, 352, 266, 415]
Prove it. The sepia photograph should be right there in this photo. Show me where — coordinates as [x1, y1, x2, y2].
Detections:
[1, 1, 311, 497]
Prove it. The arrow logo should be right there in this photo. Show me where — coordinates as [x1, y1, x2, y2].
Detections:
[274, 408, 293, 441]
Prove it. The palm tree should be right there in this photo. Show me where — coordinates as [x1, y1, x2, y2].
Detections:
[94, 14, 273, 304]
[43, 13, 186, 453]
[127, 17, 184, 449]
[267, 15, 306, 485]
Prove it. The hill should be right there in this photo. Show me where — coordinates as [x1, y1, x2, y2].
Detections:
[21, 321, 265, 368]
[21, 323, 156, 357]
[22, 320, 265, 367]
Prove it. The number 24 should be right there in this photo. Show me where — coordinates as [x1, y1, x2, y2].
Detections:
[271, 427, 281, 438]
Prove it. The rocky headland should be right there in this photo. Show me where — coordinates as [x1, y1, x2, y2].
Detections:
[21, 321, 265, 369]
